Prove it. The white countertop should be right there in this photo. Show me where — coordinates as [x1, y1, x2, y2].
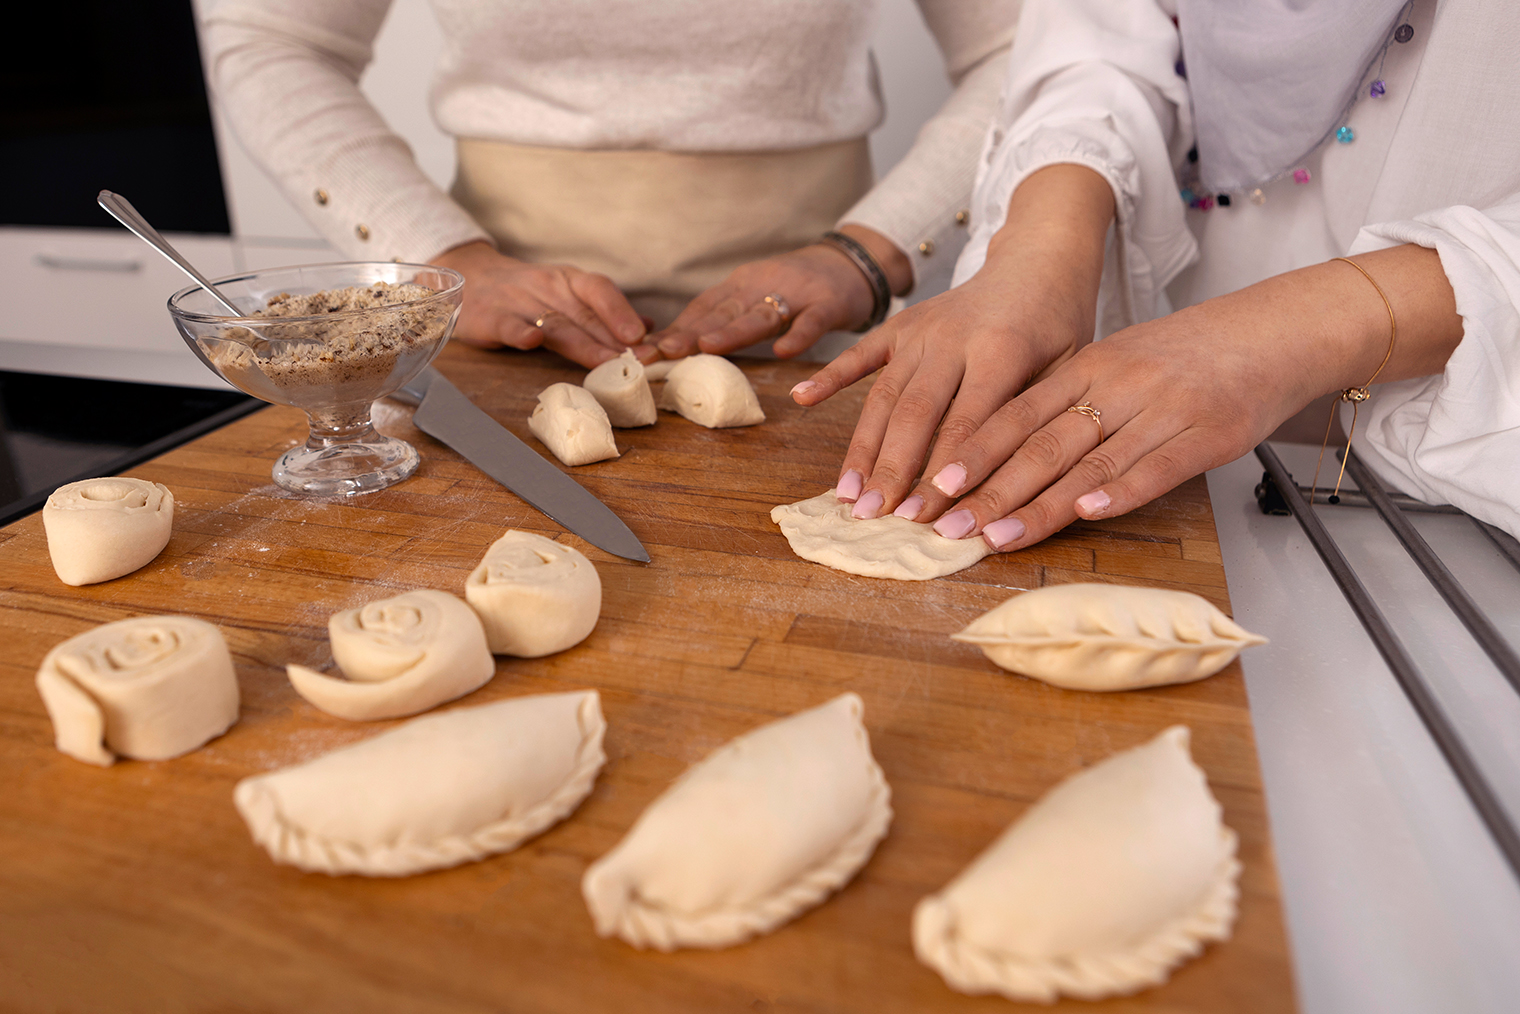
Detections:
[1209, 445, 1520, 1014]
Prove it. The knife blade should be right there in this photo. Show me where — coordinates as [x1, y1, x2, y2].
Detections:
[394, 368, 650, 563]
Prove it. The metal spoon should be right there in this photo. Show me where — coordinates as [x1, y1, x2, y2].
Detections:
[97, 190, 245, 317]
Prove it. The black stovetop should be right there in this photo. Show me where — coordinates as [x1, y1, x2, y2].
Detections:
[0, 371, 258, 526]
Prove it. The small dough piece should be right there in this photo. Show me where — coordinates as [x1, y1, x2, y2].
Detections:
[235, 690, 606, 876]
[286, 589, 494, 721]
[657, 354, 764, 428]
[583, 692, 891, 951]
[42, 477, 174, 586]
[528, 382, 620, 465]
[584, 350, 657, 427]
[913, 726, 1239, 1003]
[35, 615, 239, 766]
[465, 531, 601, 656]
[771, 490, 991, 581]
[952, 583, 1267, 691]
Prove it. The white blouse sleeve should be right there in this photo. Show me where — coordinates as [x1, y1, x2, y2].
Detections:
[836, 0, 1020, 287]
[1347, 196, 1520, 539]
[202, 0, 492, 262]
[950, 0, 1195, 332]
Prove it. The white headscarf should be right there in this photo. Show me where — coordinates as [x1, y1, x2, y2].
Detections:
[1177, 0, 1411, 192]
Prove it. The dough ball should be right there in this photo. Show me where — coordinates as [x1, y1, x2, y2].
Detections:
[657, 354, 764, 428]
[35, 615, 239, 766]
[952, 583, 1268, 691]
[286, 589, 495, 721]
[584, 349, 656, 427]
[913, 726, 1239, 1003]
[771, 489, 991, 580]
[528, 382, 620, 465]
[235, 691, 607, 876]
[465, 531, 602, 657]
[583, 693, 892, 951]
[42, 477, 174, 586]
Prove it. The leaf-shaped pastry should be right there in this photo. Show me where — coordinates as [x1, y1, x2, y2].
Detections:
[42, 477, 174, 585]
[913, 726, 1239, 1003]
[464, 531, 601, 657]
[951, 583, 1267, 690]
[235, 691, 606, 876]
[35, 615, 239, 766]
[582, 692, 891, 950]
[287, 589, 494, 721]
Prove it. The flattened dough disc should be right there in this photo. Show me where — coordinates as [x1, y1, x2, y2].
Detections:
[771, 491, 991, 581]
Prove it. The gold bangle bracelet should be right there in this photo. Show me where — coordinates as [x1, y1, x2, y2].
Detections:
[1310, 256, 1398, 504]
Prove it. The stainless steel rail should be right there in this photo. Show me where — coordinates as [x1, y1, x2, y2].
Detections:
[1341, 448, 1520, 698]
[1255, 442, 1520, 882]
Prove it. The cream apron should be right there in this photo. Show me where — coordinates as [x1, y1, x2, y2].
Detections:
[451, 137, 873, 343]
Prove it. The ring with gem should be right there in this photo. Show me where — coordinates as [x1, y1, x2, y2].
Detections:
[1065, 401, 1104, 443]
[761, 293, 792, 328]
[533, 310, 559, 330]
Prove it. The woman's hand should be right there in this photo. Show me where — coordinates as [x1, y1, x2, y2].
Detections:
[916, 245, 1464, 552]
[651, 225, 912, 360]
[430, 241, 652, 368]
[790, 165, 1116, 520]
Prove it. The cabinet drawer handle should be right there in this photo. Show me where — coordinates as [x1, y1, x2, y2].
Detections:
[35, 254, 143, 273]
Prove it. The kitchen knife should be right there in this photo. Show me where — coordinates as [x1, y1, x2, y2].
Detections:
[393, 368, 650, 563]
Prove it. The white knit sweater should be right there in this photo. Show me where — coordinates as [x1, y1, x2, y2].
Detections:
[203, 0, 1020, 279]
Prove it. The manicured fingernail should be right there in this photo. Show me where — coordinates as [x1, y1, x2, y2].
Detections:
[931, 463, 968, 497]
[893, 495, 925, 520]
[982, 517, 1027, 550]
[836, 470, 863, 502]
[1076, 491, 1111, 517]
[658, 338, 684, 355]
[622, 322, 646, 342]
[851, 490, 884, 520]
[933, 509, 976, 540]
[791, 380, 820, 401]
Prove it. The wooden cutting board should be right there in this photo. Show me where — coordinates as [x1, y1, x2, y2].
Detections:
[0, 344, 1294, 1013]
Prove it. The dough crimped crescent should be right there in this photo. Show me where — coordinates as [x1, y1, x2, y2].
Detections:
[913, 726, 1239, 1003]
[529, 382, 620, 465]
[34, 615, 239, 766]
[583, 692, 891, 950]
[584, 349, 656, 427]
[234, 691, 606, 876]
[287, 589, 494, 721]
[465, 531, 601, 657]
[952, 583, 1268, 690]
[657, 354, 764, 428]
[42, 477, 174, 586]
[770, 490, 992, 580]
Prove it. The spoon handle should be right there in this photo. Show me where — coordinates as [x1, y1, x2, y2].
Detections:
[97, 190, 246, 317]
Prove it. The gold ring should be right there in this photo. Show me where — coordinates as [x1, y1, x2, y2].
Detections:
[1066, 401, 1104, 443]
[533, 311, 558, 330]
[762, 293, 792, 325]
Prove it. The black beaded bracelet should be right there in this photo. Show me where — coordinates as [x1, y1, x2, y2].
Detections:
[820, 230, 892, 331]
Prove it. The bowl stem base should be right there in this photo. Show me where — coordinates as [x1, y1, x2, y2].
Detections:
[273, 411, 418, 496]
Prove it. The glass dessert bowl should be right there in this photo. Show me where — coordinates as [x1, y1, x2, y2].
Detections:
[168, 262, 463, 496]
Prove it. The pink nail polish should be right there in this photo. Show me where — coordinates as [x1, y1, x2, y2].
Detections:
[893, 495, 925, 520]
[1076, 491, 1111, 517]
[931, 463, 968, 497]
[791, 380, 820, 400]
[982, 517, 1027, 549]
[836, 469, 864, 502]
[933, 509, 976, 540]
[851, 490, 884, 520]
